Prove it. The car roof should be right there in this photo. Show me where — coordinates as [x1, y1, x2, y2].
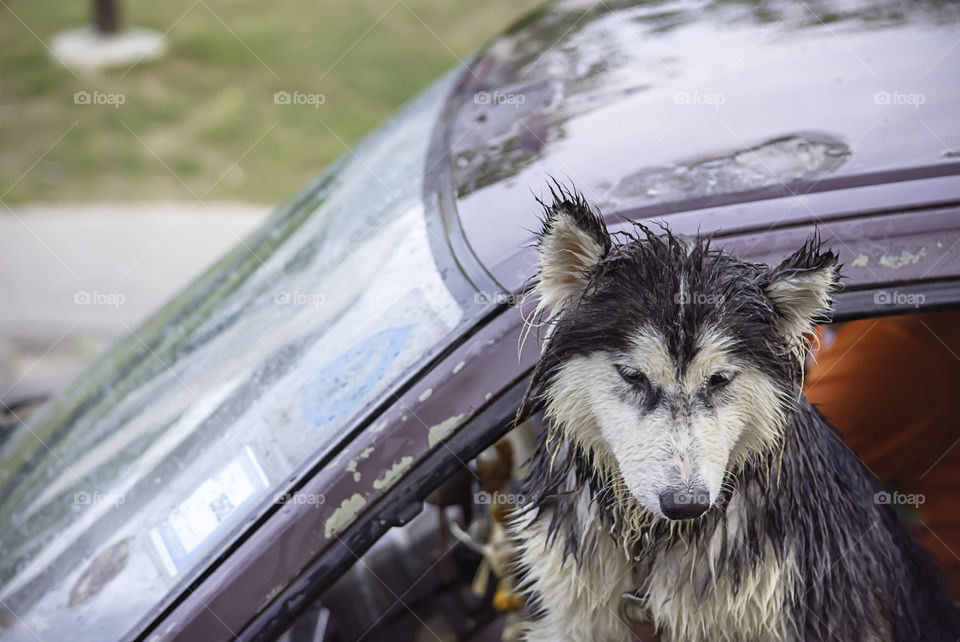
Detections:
[437, 0, 960, 299]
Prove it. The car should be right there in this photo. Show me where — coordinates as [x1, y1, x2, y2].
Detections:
[2, 0, 959, 640]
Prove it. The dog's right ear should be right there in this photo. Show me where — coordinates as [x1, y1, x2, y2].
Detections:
[535, 192, 611, 314]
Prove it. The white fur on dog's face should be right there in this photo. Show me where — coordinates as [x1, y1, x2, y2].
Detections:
[545, 325, 787, 519]
[532, 198, 835, 521]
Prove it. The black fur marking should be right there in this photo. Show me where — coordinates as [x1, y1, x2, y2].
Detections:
[534, 222, 800, 405]
[763, 232, 841, 292]
[536, 179, 612, 263]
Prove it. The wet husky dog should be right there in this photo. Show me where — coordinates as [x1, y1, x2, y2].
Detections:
[509, 188, 960, 641]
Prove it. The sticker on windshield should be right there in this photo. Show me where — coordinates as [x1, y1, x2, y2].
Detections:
[149, 446, 269, 576]
[300, 324, 414, 426]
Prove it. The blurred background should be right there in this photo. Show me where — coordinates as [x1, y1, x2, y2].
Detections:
[0, 0, 541, 399]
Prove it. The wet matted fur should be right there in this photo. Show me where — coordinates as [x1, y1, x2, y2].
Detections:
[508, 186, 960, 642]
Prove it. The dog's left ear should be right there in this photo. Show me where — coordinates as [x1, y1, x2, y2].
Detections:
[535, 191, 611, 314]
[763, 237, 839, 352]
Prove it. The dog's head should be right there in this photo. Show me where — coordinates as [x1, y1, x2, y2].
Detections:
[531, 188, 838, 521]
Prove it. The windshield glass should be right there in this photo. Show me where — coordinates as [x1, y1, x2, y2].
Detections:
[0, 71, 460, 641]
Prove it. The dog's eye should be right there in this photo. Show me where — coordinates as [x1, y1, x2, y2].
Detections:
[707, 372, 733, 392]
[616, 365, 649, 389]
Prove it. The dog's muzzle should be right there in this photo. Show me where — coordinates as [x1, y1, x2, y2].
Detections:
[658, 488, 710, 519]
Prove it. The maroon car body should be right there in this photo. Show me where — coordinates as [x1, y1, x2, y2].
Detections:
[2, 1, 958, 641]
[162, 2, 960, 640]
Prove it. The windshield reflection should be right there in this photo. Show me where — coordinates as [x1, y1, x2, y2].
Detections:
[0, 72, 460, 642]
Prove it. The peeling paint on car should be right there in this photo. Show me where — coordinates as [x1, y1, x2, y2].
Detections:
[372, 457, 414, 490]
[453, 361, 466, 374]
[324, 494, 367, 538]
[609, 134, 850, 208]
[346, 447, 375, 482]
[879, 247, 927, 269]
[259, 584, 287, 613]
[852, 254, 869, 267]
[428, 413, 467, 448]
[418, 388, 433, 402]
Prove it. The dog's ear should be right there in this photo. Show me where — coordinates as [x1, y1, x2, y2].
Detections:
[763, 236, 839, 353]
[535, 191, 611, 314]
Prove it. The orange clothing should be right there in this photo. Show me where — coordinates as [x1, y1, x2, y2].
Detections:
[805, 311, 960, 599]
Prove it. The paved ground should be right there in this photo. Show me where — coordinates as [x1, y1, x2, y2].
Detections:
[0, 203, 270, 400]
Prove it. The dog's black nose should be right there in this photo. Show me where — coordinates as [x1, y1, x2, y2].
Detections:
[659, 489, 710, 520]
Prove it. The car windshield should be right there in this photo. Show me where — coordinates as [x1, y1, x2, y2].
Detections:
[0, 71, 461, 641]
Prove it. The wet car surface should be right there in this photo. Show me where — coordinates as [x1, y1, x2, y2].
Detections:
[1, 1, 959, 640]
[444, 0, 960, 294]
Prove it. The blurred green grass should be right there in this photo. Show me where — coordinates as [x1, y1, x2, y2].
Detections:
[0, 0, 542, 204]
